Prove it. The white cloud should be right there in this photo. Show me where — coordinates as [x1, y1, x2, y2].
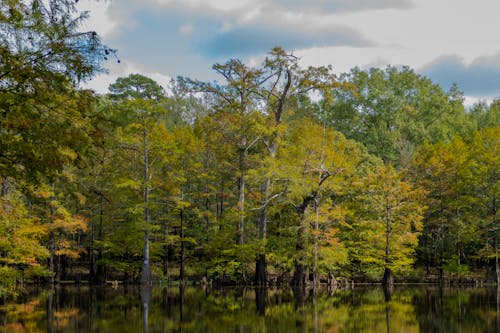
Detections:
[77, 0, 500, 101]
[265, 0, 414, 13]
[180, 24, 195, 35]
[464, 96, 493, 108]
[77, 0, 119, 38]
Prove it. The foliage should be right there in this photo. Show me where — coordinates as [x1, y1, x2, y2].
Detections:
[326, 66, 471, 166]
[2, 38, 499, 291]
[347, 164, 426, 278]
[0, 0, 112, 182]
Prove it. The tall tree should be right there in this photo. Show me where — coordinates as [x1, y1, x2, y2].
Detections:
[350, 164, 425, 285]
[30, 181, 87, 283]
[180, 47, 338, 285]
[109, 74, 165, 101]
[0, 0, 112, 182]
[469, 128, 499, 283]
[276, 119, 360, 286]
[411, 137, 478, 279]
[0, 184, 48, 292]
[326, 66, 470, 167]
[108, 74, 167, 285]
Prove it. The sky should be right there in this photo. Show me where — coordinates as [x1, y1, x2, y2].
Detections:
[77, 0, 500, 105]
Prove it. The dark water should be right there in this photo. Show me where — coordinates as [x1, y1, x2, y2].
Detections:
[0, 285, 498, 332]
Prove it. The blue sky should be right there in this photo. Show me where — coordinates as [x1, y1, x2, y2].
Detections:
[78, 0, 500, 105]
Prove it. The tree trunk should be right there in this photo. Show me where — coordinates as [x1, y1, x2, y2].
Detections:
[49, 232, 55, 285]
[292, 262, 307, 288]
[327, 271, 337, 289]
[255, 254, 267, 286]
[141, 226, 152, 285]
[204, 184, 210, 242]
[493, 193, 498, 285]
[494, 229, 499, 285]
[162, 214, 169, 279]
[312, 196, 320, 287]
[292, 221, 307, 288]
[180, 208, 185, 284]
[89, 207, 96, 284]
[140, 114, 152, 286]
[383, 283, 394, 301]
[89, 248, 95, 283]
[95, 190, 106, 284]
[237, 149, 246, 245]
[48, 194, 56, 285]
[291, 194, 315, 288]
[254, 68, 292, 286]
[382, 268, 394, 286]
[56, 254, 61, 283]
[255, 178, 270, 286]
[217, 181, 224, 222]
[90, 191, 106, 284]
[383, 202, 393, 286]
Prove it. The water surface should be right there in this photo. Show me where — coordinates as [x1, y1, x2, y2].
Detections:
[0, 285, 498, 332]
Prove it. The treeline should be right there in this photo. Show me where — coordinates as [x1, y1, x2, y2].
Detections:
[0, 1, 498, 296]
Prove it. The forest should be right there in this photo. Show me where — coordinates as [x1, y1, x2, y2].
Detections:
[0, 0, 498, 297]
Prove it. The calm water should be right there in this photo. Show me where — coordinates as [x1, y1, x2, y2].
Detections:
[0, 285, 498, 332]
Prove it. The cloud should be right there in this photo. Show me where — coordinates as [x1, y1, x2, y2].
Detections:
[104, 1, 223, 80]
[421, 53, 500, 97]
[102, 0, 374, 81]
[202, 15, 373, 58]
[265, 0, 414, 14]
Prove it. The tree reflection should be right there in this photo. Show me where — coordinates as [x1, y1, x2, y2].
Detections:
[255, 287, 266, 316]
[496, 286, 499, 333]
[384, 285, 394, 333]
[140, 285, 151, 333]
[0, 285, 498, 332]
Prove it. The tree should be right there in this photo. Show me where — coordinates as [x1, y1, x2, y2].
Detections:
[108, 75, 168, 285]
[180, 47, 338, 285]
[275, 119, 360, 287]
[109, 74, 165, 101]
[468, 99, 500, 131]
[0, 0, 113, 182]
[326, 66, 471, 167]
[76, 97, 121, 284]
[0, 185, 48, 292]
[469, 128, 499, 283]
[411, 136, 480, 279]
[350, 164, 425, 285]
[30, 182, 87, 283]
[0, 1, 114, 292]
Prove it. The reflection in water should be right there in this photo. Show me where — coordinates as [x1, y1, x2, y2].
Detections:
[0, 285, 498, 332]
[255, 287, 266, 316]
[497, 286, 499, 333]
[293, 287, 307, 332]
[383, 285, 394, 333]
[179, 285, 185, 332]
[141, 285, 151, 333]
[46, 291, 53, 333]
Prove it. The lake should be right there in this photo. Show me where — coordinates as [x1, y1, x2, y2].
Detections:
[0, 285, 498, 332]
